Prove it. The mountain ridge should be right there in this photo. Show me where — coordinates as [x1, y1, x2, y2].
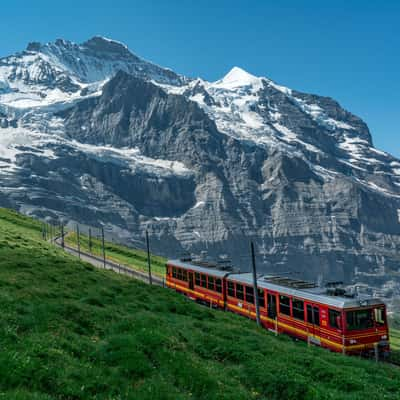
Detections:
[0, 36, 400, 309]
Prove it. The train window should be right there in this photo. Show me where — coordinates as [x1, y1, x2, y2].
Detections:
[216, 279, 222, 293]
[172, 267, 177, 278]
[201, 274, 207, 288]
[279, 295, 291, 316]
[374, 307, 386, 326]
[258, 289, 265, 308]
[182, 270, 187, 281]
[292, 299, 304, 321]
[313, 307, 320, 326]
[195, 273, 200, 286]
[328, 309, 341, 329]
[346, 309, 373, 331]
[307, 305, 320, 326]
[245, 286, 254, 303]
[208, 276, 215, 291]
[307, 305, 313, 323]
[236, 284, 244, 300]
[228, 281, 235, 297]
[178, 268, 183, 280]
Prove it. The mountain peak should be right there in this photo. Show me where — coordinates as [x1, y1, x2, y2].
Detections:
[215, 66, 263, 90]
[26, 38, 75, 53]
[82, 36, 131, 57]
[224, 66, 255, 79]
[26, 41, 42, 52]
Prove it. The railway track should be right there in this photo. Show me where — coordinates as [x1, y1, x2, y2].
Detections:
[53, 236, 164, 287]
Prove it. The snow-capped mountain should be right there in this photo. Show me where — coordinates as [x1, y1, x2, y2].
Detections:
[1, 37, 400, 307]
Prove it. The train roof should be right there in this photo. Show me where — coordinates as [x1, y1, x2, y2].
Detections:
[167, 259, 233, 278]
[168, 259, 385, 309]
[228, 273, 384, 309]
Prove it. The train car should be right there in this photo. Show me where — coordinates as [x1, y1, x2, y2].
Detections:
[166, 258, 390, 358]
[226, 273, 390, 357]
[166, 259, 231, 309]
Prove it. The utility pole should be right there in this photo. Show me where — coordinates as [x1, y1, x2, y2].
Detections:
[61, 224, 65, 249]
[251, 241, 261, 327]
[146, 230, 152, 285]
[77, 224, 81, 259]
[88, 228, 92, 254]
[101, 227, 106, 269]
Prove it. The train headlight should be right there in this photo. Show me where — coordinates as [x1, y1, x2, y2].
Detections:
[381, 335, 387, 340]
[349, 339, 357, 344]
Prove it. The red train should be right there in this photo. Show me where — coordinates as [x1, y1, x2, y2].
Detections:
[166, 258, 390, 358]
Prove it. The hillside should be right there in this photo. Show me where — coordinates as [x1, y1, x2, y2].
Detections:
[0, 208, 399, 399]
[388, 317, 400, 365]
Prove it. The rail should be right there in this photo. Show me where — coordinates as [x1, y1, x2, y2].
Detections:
[54, 236, 164, 287]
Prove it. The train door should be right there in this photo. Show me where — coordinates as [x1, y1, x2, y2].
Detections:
[307, 304, 321, 345]
[267, 293, 278, 332]
[267, 293, 277, 319]
[267, 292, 277, 323]
[188, 272, 194, 290]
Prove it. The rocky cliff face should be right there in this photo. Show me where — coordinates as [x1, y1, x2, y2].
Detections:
[1, 37, 400, 307]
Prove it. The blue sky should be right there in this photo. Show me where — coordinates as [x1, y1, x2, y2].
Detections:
[1, 0, 399, 156]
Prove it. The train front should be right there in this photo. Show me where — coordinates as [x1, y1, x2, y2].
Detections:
[343, 302, 390, 358]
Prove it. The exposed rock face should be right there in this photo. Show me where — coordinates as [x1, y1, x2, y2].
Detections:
[1, 37, 400, 307]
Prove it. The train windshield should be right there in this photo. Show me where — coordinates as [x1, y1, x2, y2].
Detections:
[374, 307, 386, 327]
[346, 307, 386, 331]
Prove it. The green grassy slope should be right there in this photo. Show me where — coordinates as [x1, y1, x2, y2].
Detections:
[391, 328, 400, 351]
[389, 317, 400, 364]
[65, 231, 167, 277]
[1, 208, 400, 400]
